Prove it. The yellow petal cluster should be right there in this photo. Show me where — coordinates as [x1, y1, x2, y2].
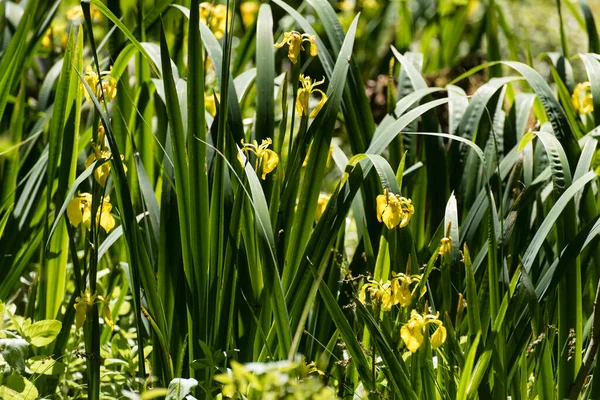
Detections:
[66, 5, 102, 22]
[200, 2, 229, 39]
[359, 273, 424, 311]
[296, 75, 328, 118]
[240, 1, 260, 28]
[82, 66, 117, 103]
[400, 310, 446, 353]
[240, 138, 279, 180]
[84, 126, 127, 187]
[572, 82, 593, 114]
[74, 290, 113, 331]
[376, 189, 414, 229]
[274, 31, 318, 64]
[67, 193, 115, 233]
[439, 236, 452, 256]
[74, 290, 96, 330]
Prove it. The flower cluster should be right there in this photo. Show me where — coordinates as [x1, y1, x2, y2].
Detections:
[401, 310, 447, 352]
[297, 75, 328, 118]
[359, 273, 424, 311]
[82, 66, 117, 103]
[572, 82, 593, 114]
[239, 138, 279, 180]
[200, 2, 229, 39]
[376, 189, 414, 229]
[67, 193, 115, 233]
[274, 31, 318, 64]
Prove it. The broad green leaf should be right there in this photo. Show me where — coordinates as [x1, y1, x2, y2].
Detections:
[0, 375, 38, 400]
[27, 356, 66, 375]
[166, 378, 198, 400]
[23, 319, 61, 347]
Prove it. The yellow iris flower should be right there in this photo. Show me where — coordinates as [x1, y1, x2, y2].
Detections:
[82, 66, 117, 103]
[376, 189, 414, 229]
[200, 2, 229, 39]
[240, 1, 260, 28]
[572, 82, 593, 114]
[74, 290, 96, 330]
[240, 138, 279, 179]
[401, 310, 447, 353]
[67, 193, 115, 233]
[390, 273, 424, 307]
[74, 290, 113, 331]
[274, 31, 318, 64]
[359, 280, 385, 305]
[296, 75, 328, 118]
[359, 273, 424, 311]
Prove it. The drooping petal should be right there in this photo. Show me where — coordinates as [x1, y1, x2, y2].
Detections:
[98, 199, 115, 233]
[296, 88, 309, 116]
[288, 33, 303, 64]
[401, 318, 424, 353]
[430, 325, 447, 349]
[309, 89, 328, 118]
[260, 149, 279, 179]
[376, 194, 387, 223]
[67, 197, 84, 227]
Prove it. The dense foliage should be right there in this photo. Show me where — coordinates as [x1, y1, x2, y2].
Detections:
[1, 0, 600, 399]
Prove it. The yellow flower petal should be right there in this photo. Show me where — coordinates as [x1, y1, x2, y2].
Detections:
[430, 325, 446, 349]
[401, 312, 425, 353]
[240, 1, 260, 28]
[261, 149, 279, 179]
[316, 193, 330, 221]
[67, 196, 84, 227]
[309, 89, 328, 118]
[103, 303, 114, 330]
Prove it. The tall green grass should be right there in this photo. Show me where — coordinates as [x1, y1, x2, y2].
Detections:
[1, 0, 600, 399]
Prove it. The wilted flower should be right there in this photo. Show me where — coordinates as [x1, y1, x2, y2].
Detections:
[274, 31, 318, 64]
[67, 193, 115, 233]
[439, 237, 452, 256]
[240, 138, 279, 179]
[296, 75, 328, 118]
[401, 310, 446, 353]
[572, 82, 593, 114]
[376, 189, 414, 229]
